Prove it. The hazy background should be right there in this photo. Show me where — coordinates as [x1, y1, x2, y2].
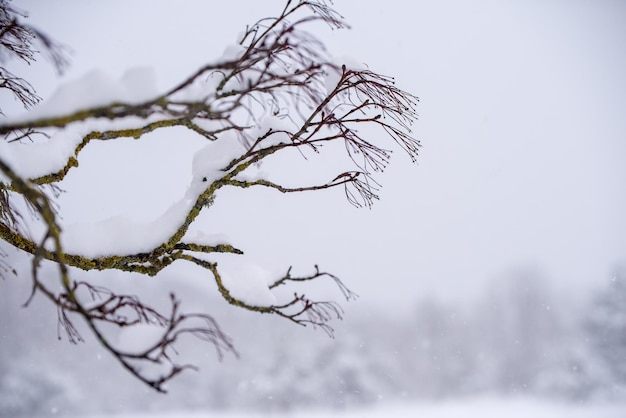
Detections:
[7, 0, 626, 305]
[1, 0, 625, 416]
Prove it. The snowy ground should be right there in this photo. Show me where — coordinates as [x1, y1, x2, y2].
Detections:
[80, 398, 625, 418]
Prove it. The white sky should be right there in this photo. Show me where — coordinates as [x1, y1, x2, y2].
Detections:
[6, 0, 626, 309]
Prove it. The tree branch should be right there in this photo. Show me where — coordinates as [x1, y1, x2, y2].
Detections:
[0, 0, 418, 391]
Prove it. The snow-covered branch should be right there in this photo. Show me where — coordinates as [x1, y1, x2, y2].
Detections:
[0, 0, 419, 392]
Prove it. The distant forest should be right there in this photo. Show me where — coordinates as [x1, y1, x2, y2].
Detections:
[1, 265, 625, 416]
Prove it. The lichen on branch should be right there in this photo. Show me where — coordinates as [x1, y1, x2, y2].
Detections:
[0, 0, 418, 392]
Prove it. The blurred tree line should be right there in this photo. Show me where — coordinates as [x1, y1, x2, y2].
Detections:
[1, 265, 625, 416]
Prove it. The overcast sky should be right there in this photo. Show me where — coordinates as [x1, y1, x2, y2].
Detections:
[8, 0, 626, 310]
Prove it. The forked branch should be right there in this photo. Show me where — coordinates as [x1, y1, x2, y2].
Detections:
[0, 0, 418, 391]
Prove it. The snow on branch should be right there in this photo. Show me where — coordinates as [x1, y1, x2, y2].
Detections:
[0, 0, 419, 392]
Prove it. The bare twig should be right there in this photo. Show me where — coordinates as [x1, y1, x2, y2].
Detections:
[0, 0, 418, 391]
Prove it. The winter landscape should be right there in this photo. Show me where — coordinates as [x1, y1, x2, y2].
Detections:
[1, 1, 625, 417]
